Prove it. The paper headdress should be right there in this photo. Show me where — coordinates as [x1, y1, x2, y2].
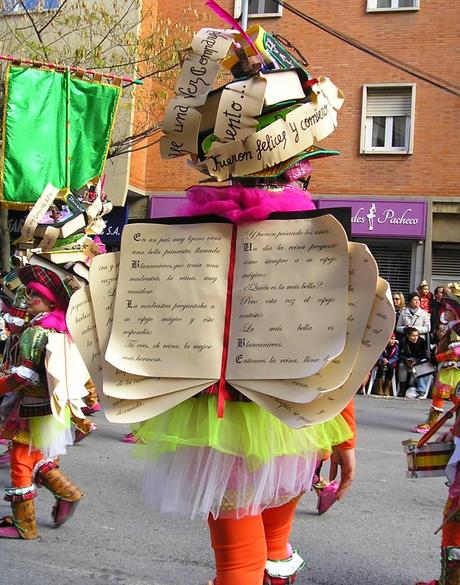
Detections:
[160, 25, 344, 182]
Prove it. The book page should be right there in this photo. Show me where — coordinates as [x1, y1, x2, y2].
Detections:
[231, 242, 378, 400]
[66, 286, 103, 392]
[226, 215, 349, 380]
[89, 252, 213, 399]
[106, 222, 232, 378]
[240, 278, 394, 427]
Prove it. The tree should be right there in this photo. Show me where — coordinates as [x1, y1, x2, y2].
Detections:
[0, 0, 206, 270]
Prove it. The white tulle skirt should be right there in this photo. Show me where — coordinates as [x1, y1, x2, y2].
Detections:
[135, 395, 352, 519]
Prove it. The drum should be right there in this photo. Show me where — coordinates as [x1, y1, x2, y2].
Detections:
[402, 439, 454, 479]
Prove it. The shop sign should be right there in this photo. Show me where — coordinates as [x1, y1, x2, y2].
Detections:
[99, 205, 128, 243]
[148, 196, 187, 218]
[317, 198, 427, 239]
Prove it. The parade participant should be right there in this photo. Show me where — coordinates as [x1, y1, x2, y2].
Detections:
[415, 405, 460, 585]
[0, 265, 85, 539]
[415, 284, 460, 434]
[135, 179, 357, 585]
[128, 20, 361, 582]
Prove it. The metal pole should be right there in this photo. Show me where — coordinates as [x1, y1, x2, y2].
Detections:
[241, 0, 249, 31]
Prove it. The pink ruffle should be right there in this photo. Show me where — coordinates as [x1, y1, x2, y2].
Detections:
[178, 184, 315, 224]
[35, 309, 68, 333]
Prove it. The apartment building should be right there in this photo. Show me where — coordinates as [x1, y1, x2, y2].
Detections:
[129, 0, 460, 293]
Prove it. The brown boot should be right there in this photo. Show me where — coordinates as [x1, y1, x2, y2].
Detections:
[415, 406, 443, 434]
[0, 488, 38, 540]
[441, 546, 460, 585]
[36, 461, 85, 527]
[383, 380, 392, 396]
[374, 378, 384, 396]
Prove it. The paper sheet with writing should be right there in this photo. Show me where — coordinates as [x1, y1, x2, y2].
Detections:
[231, 242, 377, 400]
[226, 216, 349, 379]
[106, 222, 232, 379]
[89, 252, 213, 399]
[240, 278, 394, 427]
[66, 279, 212, 423]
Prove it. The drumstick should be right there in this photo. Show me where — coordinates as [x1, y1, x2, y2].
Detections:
[417, 402, 460, 448]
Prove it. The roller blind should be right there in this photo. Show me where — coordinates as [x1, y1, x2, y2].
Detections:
[432, 245, 460, 288]
[366, 87, 412, 117]
[364, 240, 412, 296]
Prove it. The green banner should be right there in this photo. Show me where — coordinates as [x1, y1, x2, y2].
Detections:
[1, 65, 121, 207]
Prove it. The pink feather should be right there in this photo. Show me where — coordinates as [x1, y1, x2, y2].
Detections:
[205, 0, 266, 68]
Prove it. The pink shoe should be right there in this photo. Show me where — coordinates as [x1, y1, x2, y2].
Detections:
[0, 521, 22, 539]
[414, 581, 438, 585]
[317, 481, 339, 515]
[52, 498, 81, 527]
[121, 432, 137, 444]
[0, 449, 11, 465]
[413, 425, 430, 434]
[81, 403, 101, 416]
[74, 423, 97, 444]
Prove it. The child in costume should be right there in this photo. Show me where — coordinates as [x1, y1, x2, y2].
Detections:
[0, 265, 85, 539]
[415, 285, 460, 433]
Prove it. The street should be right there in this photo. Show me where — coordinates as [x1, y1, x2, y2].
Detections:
[1, 396, 448, 585]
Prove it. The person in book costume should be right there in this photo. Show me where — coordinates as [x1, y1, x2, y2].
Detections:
[126, 16, 377, 585]
[0, 265, 85, 539]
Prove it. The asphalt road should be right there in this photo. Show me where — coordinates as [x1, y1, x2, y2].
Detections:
[0, 396, 449, 585]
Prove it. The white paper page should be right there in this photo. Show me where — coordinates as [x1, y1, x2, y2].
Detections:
[232, 242, 378, 401]
[89, 252, 213, 399]
[240, 278, 394, 427]
[226, 215, 349, 380]
[106, 222, 232, 378]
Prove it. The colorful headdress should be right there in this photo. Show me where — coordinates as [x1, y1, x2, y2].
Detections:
[160, 24, 344, 182]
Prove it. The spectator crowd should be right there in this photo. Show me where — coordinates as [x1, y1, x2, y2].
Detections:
[368, 281, 455, 401]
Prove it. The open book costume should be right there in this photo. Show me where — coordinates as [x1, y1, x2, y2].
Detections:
[0, 265, 85, 539]
[64, 17, 390, 585]
[121, 18, 378, 584]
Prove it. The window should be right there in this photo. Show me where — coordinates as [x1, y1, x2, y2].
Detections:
[234, 0, 282, 18]
[360, 84, 416, 154]
[2, 0, 59, 14]
[367, 0, 420, 11]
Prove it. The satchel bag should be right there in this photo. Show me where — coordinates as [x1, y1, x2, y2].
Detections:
[413, 360, 437, 378]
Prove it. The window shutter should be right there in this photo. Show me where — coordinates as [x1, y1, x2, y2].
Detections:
[363, 240, 412, 296]
[432, 245, 460, 285]
[366, 87, 412, 117]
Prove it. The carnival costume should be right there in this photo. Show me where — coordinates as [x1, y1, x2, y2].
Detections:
[134, 183, 355, 585]
[415, 285, 460, 434]
[0, 265, 85, 539]
[73, 15, 391, 585]
[414, 405, 460, 585]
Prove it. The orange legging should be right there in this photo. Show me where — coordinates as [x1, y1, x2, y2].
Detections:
[208, 496, 301, 585]
[10, 441, 43, 488]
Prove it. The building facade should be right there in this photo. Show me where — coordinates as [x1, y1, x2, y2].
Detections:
[129, 0, 460, 295]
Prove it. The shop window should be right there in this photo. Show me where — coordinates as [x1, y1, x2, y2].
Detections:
[234, 0, 282, 18]
[367, 0, 420, 11]
[360, 84, 415, 154]
[2, 0, 59, 14]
